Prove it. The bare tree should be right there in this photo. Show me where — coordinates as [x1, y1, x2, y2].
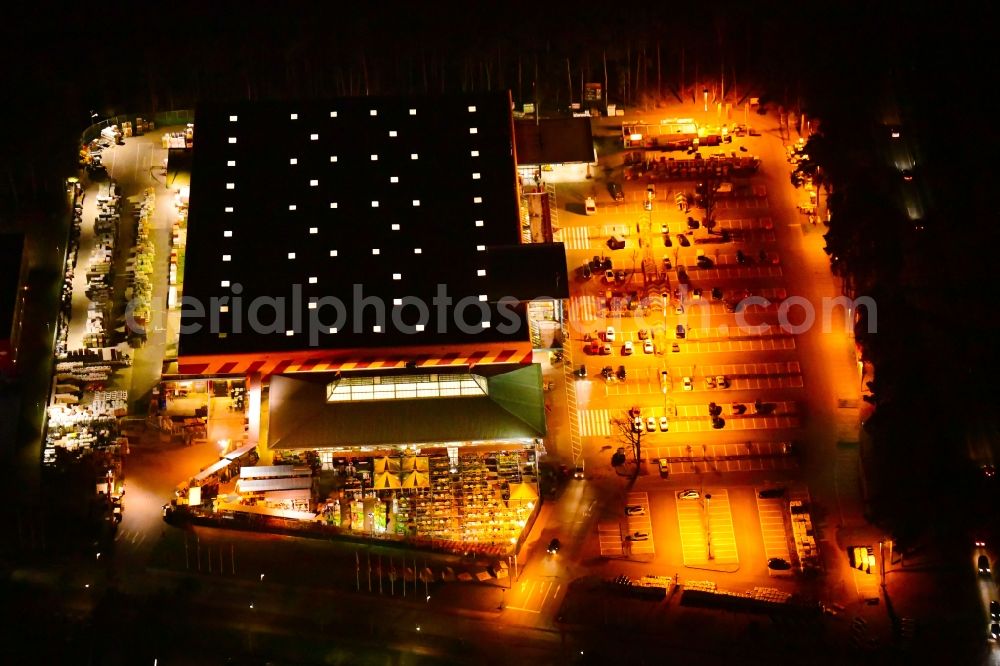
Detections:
[610, 411, 644, 478]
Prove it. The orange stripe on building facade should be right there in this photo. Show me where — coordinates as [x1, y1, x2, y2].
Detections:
[176, 341, 534, 378]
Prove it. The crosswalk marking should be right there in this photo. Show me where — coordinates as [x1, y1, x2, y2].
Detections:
[577, 408, 611, 437]
[568, 295, 602, 323]
[559, 226, 591, 250]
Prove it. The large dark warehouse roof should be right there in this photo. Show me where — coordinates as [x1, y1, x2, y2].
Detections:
[180, 92, 566, 357]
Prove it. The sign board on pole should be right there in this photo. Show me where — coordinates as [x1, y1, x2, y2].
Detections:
[584, 83, 603, 102]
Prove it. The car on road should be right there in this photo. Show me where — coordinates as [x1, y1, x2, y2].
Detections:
[547, 538, 561, 554]
[574, 365, 587, 378]
[979, 554, 992, 575]
[605, 326, 616, 342]
[646, 417, 656, 432]
[632, 417, 643, 433]
[607, 235, 626, 250]
[608, 182, 625, 201]
[622, 341, 634, 355]
[574, 466, 585, 480]
[643, 339, 654, 354]
[627, 532, 649, 541]
[584, 197, 597, 215]
[677, 490, 700, 500]
[682, 376, 693, 391]
[604, 269, 615, 283]
[659, 416, 669, 431]
[625, 505, 646, 516]
[767, 557, 792, 571]
[991, 600, 1000, 621]
[992, 623, 1000, 641]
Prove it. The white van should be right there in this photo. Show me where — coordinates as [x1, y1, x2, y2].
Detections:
[584, 197, 597, 215]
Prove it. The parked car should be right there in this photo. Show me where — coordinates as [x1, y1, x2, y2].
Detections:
[671, 343, 680, 353]
[692, 288, 702, 300]
[601, 342, 612, 355]
[616, 366, 627, 381]
[678, 234, 690, 247]
[604, 269, 615, 283]
[758, 487, 786, 499]
[625, 504, 646, 516]
[637, 329, 649, 340]
[584, 197, 597, 215]
[705, 376, 717, 389]
[658, 458, 670, 477]
[627, 532, 649, 541]
[643, 339, 654, 354]
[632, 417, 643, 433]
[622, 341, 634, 355]
[608, 182, 625, 201]
[607, 236, 626, 250]
[581, 264, 593, 279]
[711, 287, 723, 301]
[677, 490, 700, 500]
[675, 325, 686, 339]
[659, 416, 669, 431]
[646, 417, 656, 432]
[716, 375, 729, 388]
[605, 326, 616, 342]
[682, 376, 693, 391]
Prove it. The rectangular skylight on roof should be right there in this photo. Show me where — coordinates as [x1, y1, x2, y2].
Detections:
[392, 273, 401, 280]
[469, 127, 478, 134]
[329, 327, 338, 333]
[370, 109, 378, 116]
[330, 111, 338, 118]
[288, 204, 297, 211]
[225, 206, 234, 213]
[468, 105, 477, 112]
[482, 321, 491, 328]
[329, 155, 337, 162]
[476, 245, 486, 251]
[226, 183, 235, 190]
[222, 254, 232, 262]
[286, 330, 295, 336]
[287, 252, 296, 259]
[474, 196, 482, 203]
[329, 202, 338, 209]
[308, 301, 317, 309]
[479, 294, 487, 301]
[329, 250, 338, 257]
[227, 160, 236, 167]
[373, 325, 382, 332]
[221, 280, 230, 287]
[309, 227, 318, 234]
[290, 158, 298, 165]
[390, 176, 399, 183]
[391, 223, 400, 230]
[393, 298, 402, 306]
[415, 324, 425, 332]
[475, 220, 484, 227]
[229, 115, 238, 122]
[412, 200, 420, 206]
[310, 133, 318, 140]
[223, 230, 233, 237]
[472, 173, 481, 180]
[310, 179, 318, 186]
[228, 137, 237, 144]
[371, 201, 379, 208]
[471, 150, 479, 157]
[309, 277, 318, 284]
[290, 113, 298, 120]
[372, 248, 380, 255]
[410, 153, 418, 160]
[389, 130, 397, 137]
[414, 248, 422, 254]
[477, 269, 486, 276]
[220, 305, 229, 313]
[409, 108, 417, 115]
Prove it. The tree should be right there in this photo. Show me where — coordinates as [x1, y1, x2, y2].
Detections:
[609, 411, 643, 478]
